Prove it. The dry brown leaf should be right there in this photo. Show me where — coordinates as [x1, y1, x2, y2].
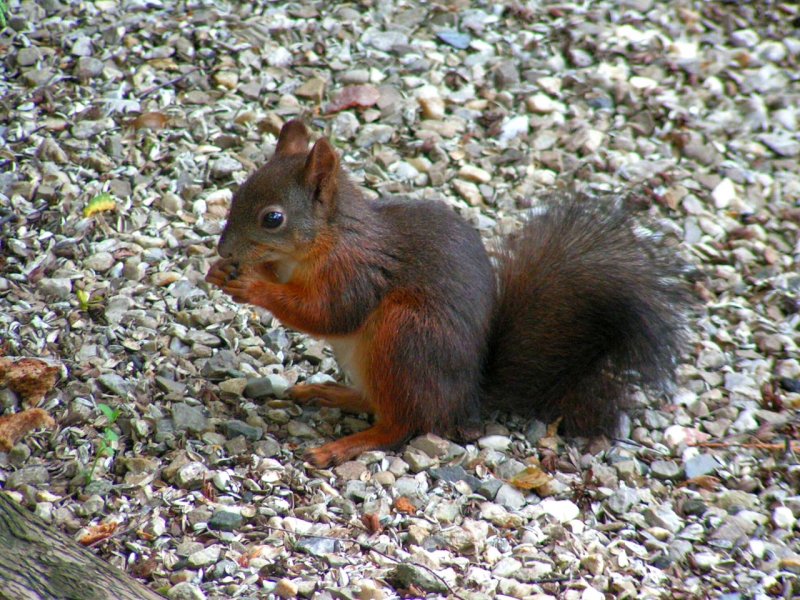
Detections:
[201, 479, 217, 502]
[237, 546, 265, 568]
[509, 465, 554, 491]
[779, 557, 800, 571]
[146, 58, 179, 71]
[678, 475, 721, 491]
[536, 417, 563, 451]
[0, 357, 60, 406]
[545, 418, 562, 438]
[78, 521, 119, 546]
[394, 496, 417, 514]
[361, 512, 383, 534]
[130, 556, 158, 580]
[0, 408, 55, 451]
[132, 111, 169, 130]
[325, 84, 381, 114]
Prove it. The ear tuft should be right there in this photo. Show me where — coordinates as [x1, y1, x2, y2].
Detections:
[275, 120, 310, 156]
[304, 137, 339, 203]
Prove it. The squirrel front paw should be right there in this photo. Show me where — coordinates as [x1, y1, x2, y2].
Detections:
[205, 259, 264, 305]
[205, 259, 239, 288]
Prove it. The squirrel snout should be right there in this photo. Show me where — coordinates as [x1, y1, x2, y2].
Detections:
[217, 230, 234, 259]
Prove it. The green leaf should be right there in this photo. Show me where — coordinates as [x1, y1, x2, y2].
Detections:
[104, 429, 120, 443]
[97, 403, 121, 422]
[83, 192, 118, 218]
[76, 289, 90, 310]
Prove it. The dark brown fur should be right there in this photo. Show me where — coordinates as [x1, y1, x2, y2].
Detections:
[206, 120, 691, 466]
[484, 196, 690, 436]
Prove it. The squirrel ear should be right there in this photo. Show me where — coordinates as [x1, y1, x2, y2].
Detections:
[304, 137, 339, 203]
[275, 120, 310, 156]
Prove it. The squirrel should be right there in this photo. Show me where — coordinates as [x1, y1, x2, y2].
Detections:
[205, 119, 691, 467]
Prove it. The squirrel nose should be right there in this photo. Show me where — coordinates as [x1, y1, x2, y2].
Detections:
[217, 230, 233, 258]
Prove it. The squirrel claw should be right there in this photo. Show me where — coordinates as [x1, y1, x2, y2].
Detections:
[305, 445, 336, 468]
[205, 259, 240, 287]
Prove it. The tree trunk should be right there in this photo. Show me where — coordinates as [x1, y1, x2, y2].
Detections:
[0, 492, 164, 600]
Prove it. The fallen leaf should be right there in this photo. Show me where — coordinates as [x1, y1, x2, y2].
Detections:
[361, 512, 382, 534]
[0, 357, 60, 406]
[238, 546, 265, 568]
[78, 521, 119, 546]
[537, 417, 563, 451]
[678, 475, 721, 491]
[83, 192, 117, 218]
[202, 479, 217, 502]
[394, 496, 417, 514]
[509, 465, 554, 491]
[325, 84, 380, 114]
[436, 30, 472, 50]
[132, 111, 169, 130]
[0, 408, 55, 451]
[130, 556, 158, 580]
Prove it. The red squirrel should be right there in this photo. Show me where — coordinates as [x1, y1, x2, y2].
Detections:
[205, 120, 690, 467]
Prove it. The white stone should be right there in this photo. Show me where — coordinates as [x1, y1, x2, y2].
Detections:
[477, 434, 511, 451]
[266, 46, 293, 68]
[630, 76, 658, 90]
[730, 409, 759, 433]
[582, 129, 605, 153]
[525, 93, 560, 114]
[773, 506, 796, 529]
[731, 29, 759, 48]
[539, 499, 580, 523]
[582, 587, 605, 600]
[458, 164, 491, 184]
[84, 251, 115, 271]
[536, 76, 562, 95]
[499, 116, 529, 143]
[187, 544, 221, 567]
[492, 557, 522, 578]
[711, 178, 736, 208]
[452, 179, 483, 206]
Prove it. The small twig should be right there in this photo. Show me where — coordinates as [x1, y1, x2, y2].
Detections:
[692, 440, 798, 452]
[612, 437, 671, 455]
[139, 65, 221, 99]
[8, 123, 49, 145]
[244, 523, 468, 598]
[178, 235, 218, 248]
[244, 523, 578, 594]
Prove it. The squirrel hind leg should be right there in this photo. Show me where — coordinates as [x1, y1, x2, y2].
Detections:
[289, 382, 373, 414]
[306, 420, 412, 467]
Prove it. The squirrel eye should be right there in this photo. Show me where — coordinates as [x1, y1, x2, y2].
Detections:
[260, 210, 285, 230]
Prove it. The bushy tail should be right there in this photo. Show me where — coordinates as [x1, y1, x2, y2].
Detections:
[482, 193, 692, 437]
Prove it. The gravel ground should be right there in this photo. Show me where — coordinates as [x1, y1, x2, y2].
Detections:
[1, 1, 799, 599]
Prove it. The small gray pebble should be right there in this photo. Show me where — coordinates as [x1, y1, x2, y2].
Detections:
[494, 484, 526, 511]
[477, 478, 504, 500]
[685, 454, 719, 479]
[208, 509, 243, 532]
[650, 459, 683, 481]
[171, 403, 208, 433]
[224, 419, 262, 441]
[295, 536, 340, 557]
[244, 377, 275, 400]
[97, 373, 130, 397]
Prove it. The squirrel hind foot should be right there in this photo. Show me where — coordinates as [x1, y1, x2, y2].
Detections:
[305, 422, 412, 467]
[289, 383, 373, 414]
[305, 439, 366, 468]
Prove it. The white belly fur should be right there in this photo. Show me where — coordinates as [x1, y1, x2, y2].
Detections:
[326, 334, 365, 393]
[273, 258, 298, 284]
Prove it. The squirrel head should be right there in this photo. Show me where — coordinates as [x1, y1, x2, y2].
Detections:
[217, 119, 342, 266]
